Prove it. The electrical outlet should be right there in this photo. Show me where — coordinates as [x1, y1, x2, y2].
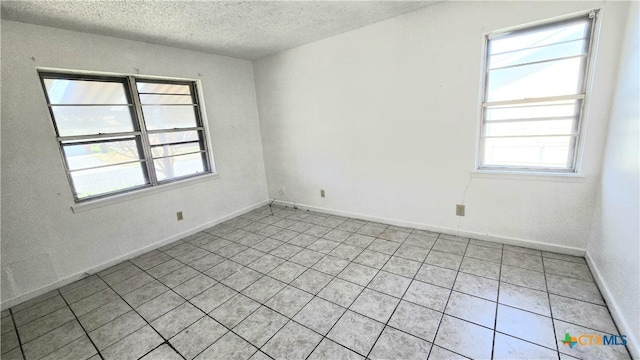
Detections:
[320, 189, 325, 198]
[177, 211, 184, 221]
[456, 205, 465, 216]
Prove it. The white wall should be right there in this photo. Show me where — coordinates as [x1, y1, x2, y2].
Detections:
[254, 1, 628, 253]
[586, 1, 640, 358]
[0, 21, 268, 306]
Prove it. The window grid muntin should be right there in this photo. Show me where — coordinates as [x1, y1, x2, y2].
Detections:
[478, 11, 597, 172]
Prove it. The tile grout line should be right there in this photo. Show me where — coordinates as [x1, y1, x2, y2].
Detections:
[56, 291, 105, 360]
[9, 308, 27, 360]
[425, 234, 471, 360]
[490, 243, 505, 360]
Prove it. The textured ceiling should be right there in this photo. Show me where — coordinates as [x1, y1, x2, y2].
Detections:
[1, 1, 439, 60]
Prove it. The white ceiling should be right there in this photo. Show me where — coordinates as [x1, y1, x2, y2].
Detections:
[1, 1, 439, 60]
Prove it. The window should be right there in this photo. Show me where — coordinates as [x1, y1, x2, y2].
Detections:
[478, 11, 598, 173]
[40, 71, 214, 202]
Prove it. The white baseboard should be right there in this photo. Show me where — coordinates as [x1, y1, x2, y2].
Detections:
[272, 200, 586, 256]
[1, 200, 269, 311]
[585, 251, 639, 360]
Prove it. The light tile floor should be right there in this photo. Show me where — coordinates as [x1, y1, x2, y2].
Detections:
[1, 205, 632, 360]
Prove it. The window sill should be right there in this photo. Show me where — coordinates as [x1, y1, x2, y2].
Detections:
[71, 173, 219, 213]
[471, 169, 585, 183]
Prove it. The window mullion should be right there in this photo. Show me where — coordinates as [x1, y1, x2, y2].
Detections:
[128, 76, 158, 186]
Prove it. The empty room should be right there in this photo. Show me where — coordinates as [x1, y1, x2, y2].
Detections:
[1, 1, 638, 359]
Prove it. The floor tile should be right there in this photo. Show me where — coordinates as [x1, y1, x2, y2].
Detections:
[195, 331, 257, 360]
[13, 295, 67, 327]
[453, 272, 499, 301]
[308, 338, 364, 360]
[150, 302, 205, 339]
[546, 273, 604, 305]
[158, 266, 200, 289]
[357, 225, 386, 238]
[424, 250, 463, 271]
[329, 244, 364, 261]
[294, 297, 346, 334]
[173, 274, 217, 300]
[394, 244, 430, 262]
[504, 245, 541, 256]
[353, 250, 390, 269]
[111, 272, 155, 296]
[1, 330, 19, 355]
[89, 311, 146, 350]
[493, 332, 558, 360]
[101, 325, 163, 360]
[469, 238, 503, 250]
[11, 290, 60, 314]
[428, 345, 469, 359]
[262, 321, 323, 359]
[500, 264, 546, 291]
[344, 234, 376, 248]
[434, 315, 493, 359]
[502, 250, 543, 272]
[210, 294, 260, 328]
[1, 316, 14, 335]
[69, 288, 121, 317]
[432, 239, 467, 256]
[498, 282, 551, 316]
[403, 280, 450, 312]
[290, 269, 333, 294]
[496, 304, 556, 349]
[388, 300, 441, 342]
[136, 291, 185, 322]
[247, 254, 285, 273]
[122, 280, 169, 308]
[100, 264, 143, 286]
[350, 289, 399, 323]
[191, 283, 237, 313]
[369, 326, 432, 360]
[415, 264, 458, 289]
[60, 277, 109, 304]
[140, 344, 183, 360]
[549, 294, 617, 334]
[241, 276, 287, 303]
[131, 251, 171, 270]
[270, 243, 304, 259]
[404, 233, 436, 249]
[541, 252, 586, 264]
[22, 320, 85, 360]
[189, 253, 226, 272]
[307, 239, 341, 254]
[17, 306, 75, 343]
[312, 255, 350, 276]
[445, 291, 496, 328]
[234, 306, 288, 347]
[382, 256, 421, 278]
[318, 278, 364, 308]
[378, 229, 410, 243]
[337, 263, 378, 286]
[367, 239, 400, 255]
[205, 260, 244, 281]
[174, 248, 211, 264]
[170, 317, 227, 359]
[40, 335, 97, 360]
[459, 256, 500, 280]
[323, 229, 352, 242]
[465, 244, 502, 263]
[289, 249, 325, 267]
[265, 286, 314, 318]
[327, 310, 384, 356]
[221, 268, 262, 291]
[368, 271, 411, 298]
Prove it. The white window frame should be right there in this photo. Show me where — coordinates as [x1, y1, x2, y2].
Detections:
[39, 68, 217, 204]
[476, 10, 600, 175]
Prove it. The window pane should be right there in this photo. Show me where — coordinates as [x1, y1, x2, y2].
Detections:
[486, 57, 584, 101]
[52, 106, 135, 136]
[71, 163, 148, 199]
[489, 40, 586, 69]
[485, 119, 575, 137]
[44, 79, 129, 104]
[142, 105, 197, 130]
[486, 100, 579, 121]
[62, 139, 143, 170]
[148, 130, 201, 146]
[154, 152, 206, 181]
[137, 82, 190, 94]
[489, 19, 589, 55]
[151, 142, 202, 158]
[483, 136, 573, 168]
[139, 94, 194, 104]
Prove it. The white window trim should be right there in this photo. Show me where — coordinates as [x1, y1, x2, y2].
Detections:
[37, 67, 218, 207]
[474, 9, 602, 177]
